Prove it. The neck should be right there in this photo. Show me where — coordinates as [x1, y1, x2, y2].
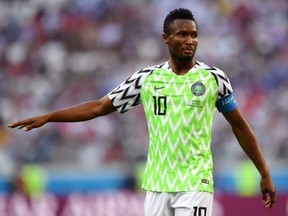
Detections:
[168, 58, 196, 75]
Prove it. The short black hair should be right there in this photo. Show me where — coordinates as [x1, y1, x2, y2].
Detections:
[163, 8, 197, 34]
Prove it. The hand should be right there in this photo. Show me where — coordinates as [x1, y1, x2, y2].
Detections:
[260, 176, 276, 209]
[8, 116, 47, 131]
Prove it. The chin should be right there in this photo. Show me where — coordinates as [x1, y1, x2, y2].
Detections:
[180, 56, 193, 61]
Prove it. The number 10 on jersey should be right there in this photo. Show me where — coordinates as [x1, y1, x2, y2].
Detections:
[193, 206, 207, 216]
[153, 96, 167, 115]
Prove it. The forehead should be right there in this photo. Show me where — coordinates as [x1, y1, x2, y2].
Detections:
[168, 19, 197, 33]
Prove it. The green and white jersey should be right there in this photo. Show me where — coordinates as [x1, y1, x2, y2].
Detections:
[108, 61, 234, 193]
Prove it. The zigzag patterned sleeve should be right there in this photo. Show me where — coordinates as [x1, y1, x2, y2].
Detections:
[210, 67, 234, 99]
[107, 68, 153, 113]
[209, 66, 237, 112]
[199, 61, 234, 99]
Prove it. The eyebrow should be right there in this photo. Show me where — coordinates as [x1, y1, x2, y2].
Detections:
[176, 29, 198, 34]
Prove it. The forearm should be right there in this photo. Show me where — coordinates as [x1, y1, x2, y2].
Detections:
[45, 96, 116, 123]
[8, 96, 116, 131]
[232, 123, 270, 178]
[45, 100, 104, 123]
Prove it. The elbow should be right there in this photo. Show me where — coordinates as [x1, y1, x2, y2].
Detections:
[92, 97, 116, 117]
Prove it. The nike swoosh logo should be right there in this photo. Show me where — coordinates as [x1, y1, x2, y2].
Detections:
[154, 86, 165, 90]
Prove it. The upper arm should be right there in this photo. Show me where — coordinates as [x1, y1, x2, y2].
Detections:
[208, 66, 236, 113]
[222, 108, 249, 130]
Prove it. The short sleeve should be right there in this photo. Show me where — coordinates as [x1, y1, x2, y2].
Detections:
[210, 67, 238, 113]
[108, 68, 153, 113]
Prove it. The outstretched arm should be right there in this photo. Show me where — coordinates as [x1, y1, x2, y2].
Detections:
[223, 108, 276, 209]
[8, 96, 116, 131]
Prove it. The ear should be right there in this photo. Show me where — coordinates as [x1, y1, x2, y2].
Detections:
[162, 33, 169, 44]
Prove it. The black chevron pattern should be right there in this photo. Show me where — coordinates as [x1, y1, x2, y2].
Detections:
[197, 61, 233, 98]
[109, 61, 233, 113]
[108, 63, 166, 113]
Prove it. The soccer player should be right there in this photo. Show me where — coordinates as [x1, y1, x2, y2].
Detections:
[8, 8, 275, 216]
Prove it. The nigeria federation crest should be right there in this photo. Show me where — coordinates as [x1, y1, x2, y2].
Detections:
[191, 82, 206, 96]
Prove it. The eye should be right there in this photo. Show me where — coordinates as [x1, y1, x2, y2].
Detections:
[178, 32, 186, 37]
[192, 32, 198, 38]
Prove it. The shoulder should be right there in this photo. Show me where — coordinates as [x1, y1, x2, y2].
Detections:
[121, 61, 168, 87]
[196, 60, 227, 78]
[196, 60, 233, 96]
[137, 61, 168, 74]
[108, 61, 168, 94]
[123, 61, 168, 85]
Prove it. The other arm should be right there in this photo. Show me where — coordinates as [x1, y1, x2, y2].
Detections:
[8, 96, 116, 131]
[223, 108, 276, 209]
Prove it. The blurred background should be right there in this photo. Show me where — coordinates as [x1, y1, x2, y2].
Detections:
[0, 0, 288, 215]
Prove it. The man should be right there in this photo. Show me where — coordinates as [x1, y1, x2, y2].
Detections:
[8, 8, 275, 216]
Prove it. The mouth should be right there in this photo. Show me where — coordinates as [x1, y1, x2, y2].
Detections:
[183, 48, 194, 55]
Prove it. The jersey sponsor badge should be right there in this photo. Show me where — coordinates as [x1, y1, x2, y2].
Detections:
[191, 82, 206, 96]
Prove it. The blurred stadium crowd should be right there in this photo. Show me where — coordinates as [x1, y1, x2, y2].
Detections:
[0, 0, 287, 192]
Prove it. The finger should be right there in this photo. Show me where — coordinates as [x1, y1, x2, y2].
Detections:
[17, 123, 30, 130]
[23, 123, 38, 131]
[8, 122, 19, 128]
[263, 197, 269, 207]
[264, 196, 271, 208]
[8, 119, 33, 129]
[266, 201, 272, 209]
[269, 192, 276, 209]
[8, 120, 28, 128]
[264, 195, 276, 209]
[23, 126, 32, 131]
